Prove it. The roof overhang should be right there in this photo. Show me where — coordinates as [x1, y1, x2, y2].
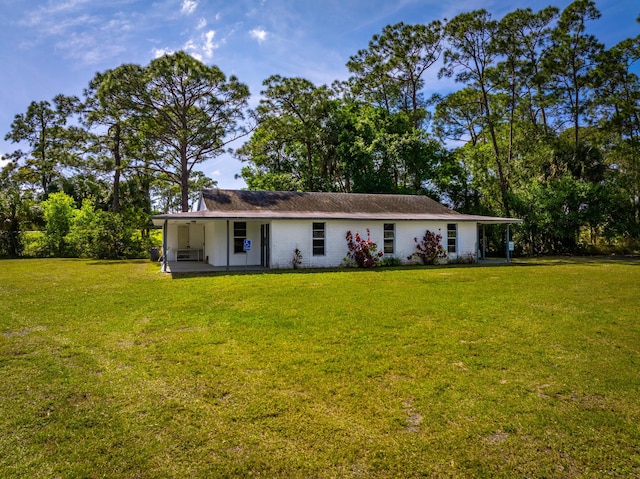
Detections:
[152, 211, 522, 226]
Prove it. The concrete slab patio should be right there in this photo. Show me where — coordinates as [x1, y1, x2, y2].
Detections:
[163, 261, 269, 275]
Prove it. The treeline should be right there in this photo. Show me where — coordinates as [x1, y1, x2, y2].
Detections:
[239, 2, 640, 255]
[1, 0, 639, 258]
[1, 52, 249, 257]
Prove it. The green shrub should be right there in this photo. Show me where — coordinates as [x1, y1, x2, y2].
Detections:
[448, 253, 477, 264]
[0, 230, 22, 258]
[92, 212, 144, 259]
[38, 197, 147, 260]
[379, 256, 403, 267]
[67, 201, 145, 259]
[42, 192, 76, 257]
[21, 231, 46, 257]
[66, 199, 98, 257]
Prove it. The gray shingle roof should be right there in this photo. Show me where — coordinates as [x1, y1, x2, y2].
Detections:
[202, 189, 455, 215]
[152, 189, 521, 224]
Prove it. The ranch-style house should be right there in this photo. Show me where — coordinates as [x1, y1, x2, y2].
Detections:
[152, 189, 521, 272]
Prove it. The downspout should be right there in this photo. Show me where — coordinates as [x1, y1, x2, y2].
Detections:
[162, 219, 168, 272]
[226, 220, 230, 271]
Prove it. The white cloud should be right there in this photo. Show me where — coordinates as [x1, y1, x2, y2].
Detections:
[102, 18, 132, 33]
[181, 0, 198, 15]
[249, 27, 268, 43]
[197, 18, 207, 29]
[153, 47, 174, 58]
[54, 30, 126, 65]
[211, 170, 221, 177]
[183, 30, 219, 60]
[183, 39, 201, 60]
[22, 0, 90, 27]
[31, 13, 97, 36]
[15, 2, 138, 66]
[203, 30, 217, 57]
[0, 154, 9, 169]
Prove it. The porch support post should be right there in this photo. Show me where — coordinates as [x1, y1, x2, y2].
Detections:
[162, 220, 168, 272]
[482, 224, 486, 260]
[226, 220, 230, 271]
[506, 224, 511, 263]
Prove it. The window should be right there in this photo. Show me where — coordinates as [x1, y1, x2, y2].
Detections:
[312, 222, 325, 256]
[234, 221, 247, 254]
[383, 223, 395, 254]
[447, 223, 457, 254]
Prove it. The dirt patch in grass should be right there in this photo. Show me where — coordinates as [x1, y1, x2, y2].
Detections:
[402, 399, 423, 433]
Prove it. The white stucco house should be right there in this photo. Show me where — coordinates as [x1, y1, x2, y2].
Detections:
[152, 189, 521, 272]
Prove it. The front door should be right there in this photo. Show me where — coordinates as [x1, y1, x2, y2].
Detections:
[260, 224, 270, 268]
[478, 224, 486, 260]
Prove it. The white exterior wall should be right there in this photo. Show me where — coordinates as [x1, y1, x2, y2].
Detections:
[190, 224, 205, 252]
[165, 219, 478, 269]
[164, 222, 204, 262]
[270, 220, 313, 269]
[393, 222, 445, 262]
[203, 221, 216, 264]
[239, 221, 262, 266]
[392, 221, 477, 262]
[211, 220, 228, 266]
[457, 222, 478, 261]
[206, 220, 264, 267]
[269, 220, 478, 269]
[165, 223, 177, 262]
[270, 220, 400, 268]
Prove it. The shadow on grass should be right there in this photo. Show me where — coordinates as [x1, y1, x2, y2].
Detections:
[167, 255, 640, 279]
[167, 261, 515, 279]
[514, 255, 640, 267]
[87, 259, 152, 266]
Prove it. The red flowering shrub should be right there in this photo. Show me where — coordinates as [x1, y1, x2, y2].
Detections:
[345, 229, 383, 268]
[409, 229, 447, 265]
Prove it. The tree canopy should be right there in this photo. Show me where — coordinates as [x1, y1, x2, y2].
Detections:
[2, 1, 640, 258]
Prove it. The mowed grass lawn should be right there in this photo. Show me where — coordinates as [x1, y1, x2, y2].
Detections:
[1, 259, 639, 478]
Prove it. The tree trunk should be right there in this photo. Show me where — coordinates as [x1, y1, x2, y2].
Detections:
[181, 145, 190, 212]
[306, 139, 314, 191]
[181, 166, 189, 212]
[111, 123, 121, 213]
[480, 83, 511, 217]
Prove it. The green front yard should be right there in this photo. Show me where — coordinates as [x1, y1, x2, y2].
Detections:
[1, 258, 639, 477]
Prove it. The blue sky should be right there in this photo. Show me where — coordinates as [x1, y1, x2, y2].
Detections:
[1, 0, 638, 189]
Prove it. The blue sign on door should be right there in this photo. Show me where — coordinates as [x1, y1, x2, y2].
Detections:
[243, 239, 252, 252]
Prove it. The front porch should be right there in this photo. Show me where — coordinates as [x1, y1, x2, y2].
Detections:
[155, 218, 272, 272]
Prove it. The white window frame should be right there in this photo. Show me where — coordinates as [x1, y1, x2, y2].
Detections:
[383, 223, 395, 254]
[312, 222, 325, 256]
[447, 223, 457, 254]
[234, 221, 247, 254]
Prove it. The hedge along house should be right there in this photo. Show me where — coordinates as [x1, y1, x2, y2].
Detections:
[151, 189, 522, 272]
